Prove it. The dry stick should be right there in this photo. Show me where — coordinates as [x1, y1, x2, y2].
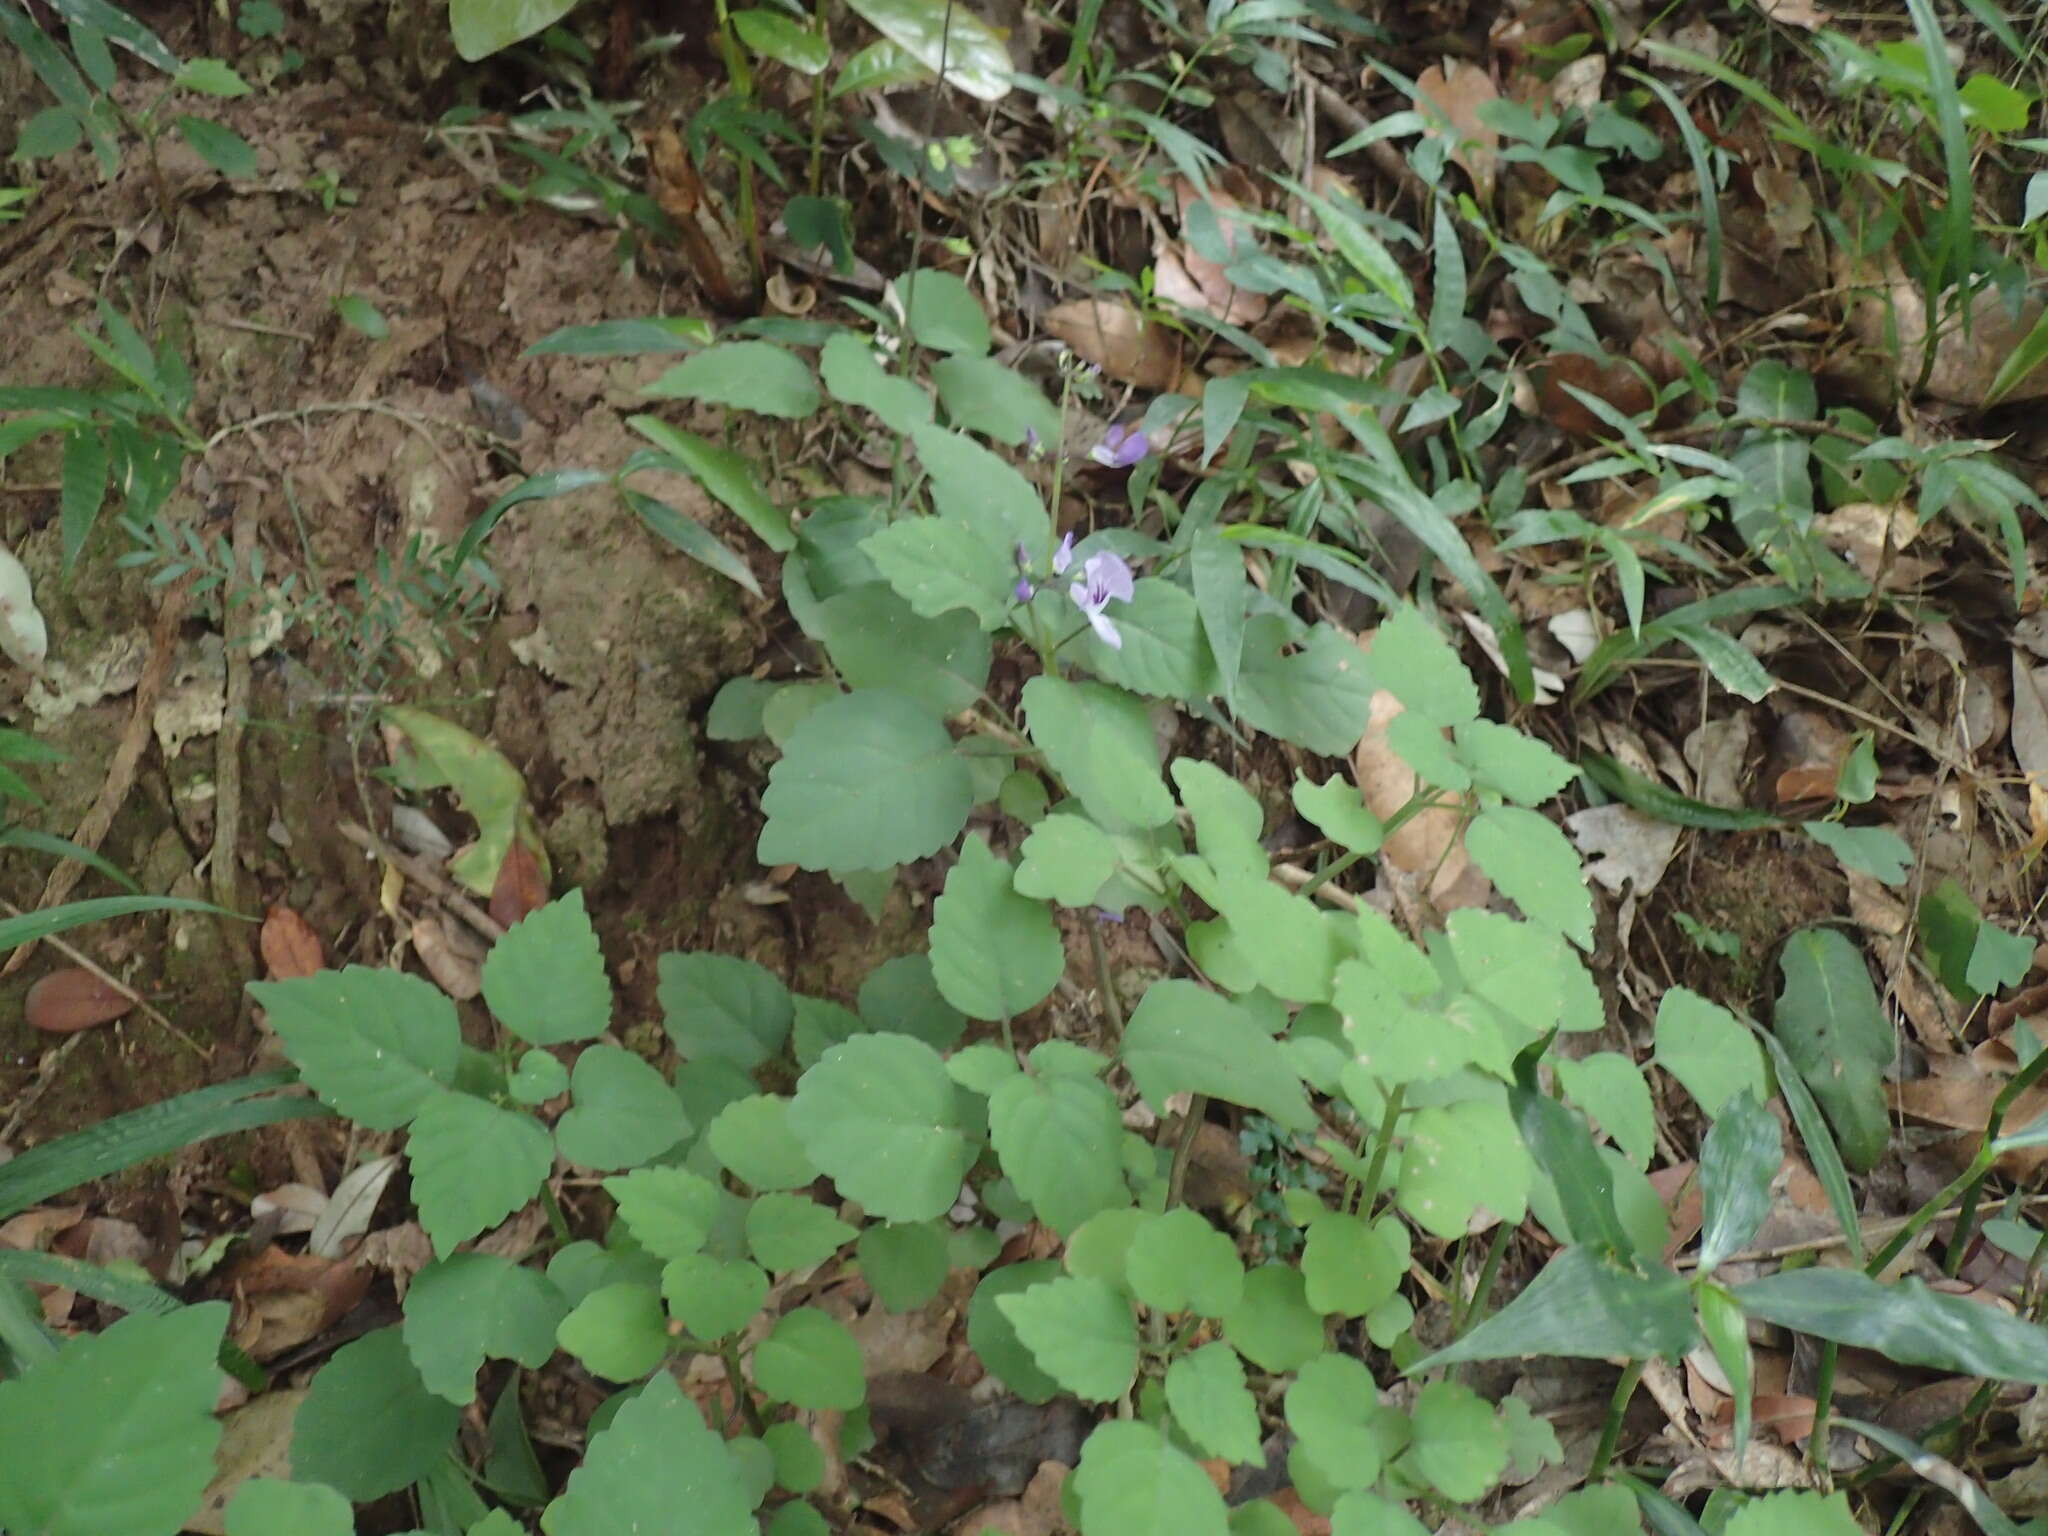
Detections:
[210, 496, 258, 986]
[3, 579, 192, 979]
[335, 821, 506, 944]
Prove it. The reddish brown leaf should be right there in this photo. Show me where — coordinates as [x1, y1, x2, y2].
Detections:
[259, 905, 325, 981]
[1533, 352, 1655, 438]
[24, 968, 135, 1034]
[490, 838, 549, 929]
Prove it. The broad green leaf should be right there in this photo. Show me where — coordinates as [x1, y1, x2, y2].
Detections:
[1223, 1264, 1324, 1372]
[1443, 909, 1572, 1046]
[987, 1070, 1128, 1234]
[1413, 1246, 1698, 1369]
[381, 705, 548, 896]
[1075, 578, 1218, 699]
[790, 1033, 975, 1221]
[758, 690, 975, 871]
[1654, 988, 1769, 1118]
[731, 6, 828, 71]
[1014, 812, 1119, 906]
[249, 968, 459, 1130]
[1398, 1098, 1531, 1239]
[1544, 1484, 1644, 1536]
[1736, 359, 1817, 421]
[482, 890, 612, 1045]
[931, 835, 1065, 1020]
[525, 317, 705, 355]
[912, 421, 1048, 549]
[1123, 980, 1315, 1132]
[1803, 819, 1910, 886]
[294, 1327, 462, 1499]
[997, 1277, 1137, 1401]
[857, 952, 966, 1051]
[556, 1283, 669, 1380]
[930, 354, 1060, 447]
[1166, 1342, 1263, 1463]
[791, 994, 869, 1071]
[1721, 1491, 1863, 1536]
[509, 1046, 569, 1104]
[604, 1167, 721, 1260]
[1291, 774, 1384, 855]
[856, 1221, 950, 1311]
[173, 58, 249, 94]
[555, 1046, 691, 1170]
[1287, 1354, 1387, 1492]
[1512, 1072, 1634, 1260]
[1455, 719, 1579, 804]
[1234, 618, 1379, 757]
[746, 1192, 856, 1270]
[622, 488, 762, 598]
[1301, 1211, 1407, 1318]
[1331, 1493, 1430, 1536]
[662, 1254, 768, 1339]
[172, 114, 258, 178]
[707, 1095, 819, 1190]
[1211, 872, 1343, 1003]
[1772, 927, 1890, 1172]
[540, 1372, 755, 1535]
[1022, 676, 1176, 831]
[1555, 1052, 1657, 1170]
[820, 332, 932, 436]
[968, 1261, 1063, 1402]
[1173, 757, 1265, 877]
[765, 1418, 825, 1492]
[626, 414, 796, 552]
[816, 580, 991, 715]
[409, 1090, 554, 1256]
[403, 1254, 568, 1403]
[754, 1307, 864, 1409]
[1402, 1381, 1507, 1502]
[0, 1303, 227, 1536]
[1125, 1207, 1244, 1317]
[1189, 526, 1248, 710]
[862, 514, 1017, 628]
[644, 340, 820, 418]
[1369, 605, 1477, 726]
[1338, 965, 1497, 1087]
[1467, 806, 1594, 950]
[896, 269, 990, 355]
[1733, 1267, 2048, 1381]
[225, 1479, 352, 1536]
[659, 951, 793, 1069]
[843, 0, 1013, 101]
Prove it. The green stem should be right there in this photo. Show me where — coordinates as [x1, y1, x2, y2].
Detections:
[1587, 1360, 1645, 1482]
[1354, 1085, 1404, 1217]
[1453, 1218, 1514, 1336]
[1296, 848, 1364, 901]
[1087, 919, 1124, 1036]
[1807, 1340, 1838, 1482]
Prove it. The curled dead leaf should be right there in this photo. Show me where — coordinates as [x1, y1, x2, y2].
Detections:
[490, 837, 548, 929]
[24, 967, 136, 1034]
[1414, 60, 1500, 202]
[412, 915, 483, 1001]
[259, 905, 324, 981]
[1532, 351, 1655, 438]
[1043, 299, 1186, 391]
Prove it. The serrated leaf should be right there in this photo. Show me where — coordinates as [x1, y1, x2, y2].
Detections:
[658, 951, 792, 1069]
[987, 1070, 1128, 1234]
[857, 952, 966, 1051]
[1454, 719, 1578, 804]
[706, 1095, 819, 1190]
[1370, 605, 1478, 727]
[1124, 980, 1315, 1132]
[1398, 1098, 1530, 1239]
[402, 1254, 567, 1403]
[758, 689, 975, 872]
[482, 890, 612, 1045]
[1070, 1420, 1229, 1536]
[555, 1046, 690, 1171]
[930, 353, 1061, 447]
[930, 835, 1065, 1020]
[1014, 812, 1119, 906]
[409, 1090, 554, 1255]
[821, 332, 934, 434]
[1075, 577, 1218, 699]
[1403, 1380, 1507, 1502]
[1022, 675, 1176, 831]
[996, 1277, 1137, 1401]
[861, 514, 1017, 628]
[790, 1033, 976, 1221]
[1125, 1207, 1244, 1317]
[1555, 1052, 1656, 1170]
[556, 1282, 669, 1380]
[912, 422, 1048, 548]
[1287, 1354, 1387, 1492]
[1655, 988, 1769, 1119]
[1222, 1264, 1324, 1372]
[249, 967, 460, 1130]
[294, 1327, 462, 1499]
[604, 1166, 722, 1260]
[1234, 618, 1379, 757]
[1291, 774, 1384, 854]
[814, 581, 991, 714]
[1165, 1342, 1262, 1464]
[644, 340, 820, 418]
[661, 1254, 768, 1339]
[856, 1221, 950, 1311]
[754, 1307, 864, 1409]
[1301, 1211, 1406, 1318]
[541, 1372, 756, 1535]
[746, 1192, 856, 1270]
[1467, 805, 1594, 949]
[0, 1302, 227, 1536]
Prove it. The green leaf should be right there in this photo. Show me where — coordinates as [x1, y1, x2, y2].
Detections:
[661, 1254, 768, 1339]
[1124, 980, 1315, 1133]
[758, 690, 975, 871]
[541, 1373, 756, 1535]
[1455, 719, 1578, 804]
[408, 1090, 553, 1256]
[525, 317, 706, 356]
[1719, 1491, 1864, 1536]
[556, 1283, 669, 1380]
[1287, 1354, 1387, 1492]
[249, 967, 459, 1130]
[755, 1307, 865, 1409]
[842, 0, 1014, 102]
[555, 1046, 691, 1171]
[930, 835, 1065, 1020]
[706, 1095, 819, 1190]
[820, 331, 934, 435]
[1076, 578, 1218, 700]
[815, 581, 991, 714]
[1798, 820, 1906, 886]
[790, 1033, 976, 1221]
[1654, 988, 1769, 1119]
[224, 1478, 353, 1536]
[659, 951, 793, 1069]
[403, 1254, 568, 1403]
[1234, 618, 1379, 757]
[1330, 1493, 1430, 1536]
[174, 113, 258, 178]
[1022, 676, 1176, 831]
[605, 1166, 721, 1260]
[731, 6, 828, 71]
[912, 421, 1049, 550]
[1125, 1207, 1244, 1317]
[1733, 1267, 2048, 1381]
[1413, 1246, 1698, 1369]
[1291, 774, 1383, 855]
[1832, 1418, 2022, 1536]
[332, 293, 388, 338]
[509, 1047, 569, 1103]
[1222, 1264, 1324, 1372]
[791, 994, 869, 1071]
[1402, 1380, 1507, 1502]
[1512, 1066, 1635, 1260]
[1467, 805, 1594, 950]
[1555, 1053, 1656, 1170]
[1398, 1097, 1531, 1239]
[857, 952, 966, 1051]
[1697, 1091, 1781, 1274]
[931, 354, 1061, 447]
[644, 340, 820, 418]
[862, 514, 1017, 628]
[294, 1327, 463, 1499]
[621, 487, 763, 599]
[1301, 1211, 1407, 1318]
[1014, 812, 1120, 906]
[997, 1277, 1137, 1401]
[988, 1070, 1128, 1235]
[0, 1302, 227, 1536]
[897, 269, 990, 355]
[1771, 927, 1892, 1173]
[968, 1261, 1062, 1402]
[1369, 605, 1477, 727]
[856, 1221, 950, 1311]
[381, 705, 548, 897]
[1737, 360, 1817, 421]
[1165, 1341, 1263, 1464]
[625, 414, 796, 552]
[58, 425, 108, 572]
[482, 890, 612, 1045]
[747, 1192, 857, 1270]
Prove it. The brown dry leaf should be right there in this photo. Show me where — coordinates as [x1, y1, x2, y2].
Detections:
[356, 1220, 435, 1298]
[1752, 165, 1815, 253]
[412, 915, 483, 1000]
[1414, 60, 1499, 202]
[24, 967, 136, 1034]
[949, 1461, 1069, 1536]
[1813, 504, 1935, 591]
[1852, 262, 2048, 405]
[1351, 680, 1478, 905]
[490, 835, 549, 928]
[1269, 1488, 1334, 1536]
[1043, 299, 1185, 391]
[227, 1247, 373, 1360]
[0, 1205, 86, 1253]
[2013, 652, 2048, 783]
[1759, 0, 1829, 29]
[1770, 709, 1852, 807]
[1532, 351, 1654, 437]
[184, 1389, 307, 1536]
[1892, 1055, 2048, 1177]
[259, 905, 324, 980]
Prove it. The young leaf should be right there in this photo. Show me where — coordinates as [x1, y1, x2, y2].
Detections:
[1222, 1264, 1324, 1372]
[556, 1283, 669, 1380]
[1467, 805, 1595, 950]
[1014, 813, 1120, 906]
[402, 1254, 568, 1403]
[658, 951, 793, 1069]
[1454, 719, 1579, 804]
[706, 1095, 819, 1191]
[996, 1277, 1138, 1402]
[930, 835, 1065, 1020]
[604, 1167, 721, 1260]
[1071, 1420, 1230, 1536]
[987, 1070, 1129, 1235]
[1022, 675, 1176, 831]
[1164, 1341, 1263, 1464]
[1123, 980, 1315, 1133]
[248, 967, 460, 1130]
[1398, 1099, 1532, 1239]
[1402, 1381, 1508, 1502]
[408, 1090, 553, 1255]
[789, 1033, 976, 1221]
[662, 1254, 768, 1339]
[542, 1373, 756, 1536]
[1125, 1207, 1245, 1317]
[897, 269, 991, 355]
[481, 889, 612, 1045]
[643, 340, 821, 418]
[1301, 1211, 1406, 1318]
[0, 1303, 228, 1536]
[1654, 988, 1769, 1118]
[1234, 618, 1379, 757]
[754, 1308, 865, 1409]
[293, 1327, 462, 1499]
[745, 1192, 857, 1271]
[1555, 1052, 1656, 1170]
[1287, 1354, 1388, 1492]
[757, 689, 975, 871]
[555, 1046, 691, 1170]
[1369, 605, 1478, 727]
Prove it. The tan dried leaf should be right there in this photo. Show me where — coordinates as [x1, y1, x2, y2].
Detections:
[1414, 60, 1499, 202]
[490, 836, 549, 929]
[1352, 687, 1474, 902]
[259, 905, 324, 981]
[1759, 0, 1828, 30]
[24, 967, 135, 1034]
[411, 915, 482, 1001]
[1043, 299, 1185, 391]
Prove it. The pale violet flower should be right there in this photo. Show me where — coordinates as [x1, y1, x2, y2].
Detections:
[1089, 422, 1150, 469]
[1069, 550, 1135, 649]
[1051, 531, 1077, 575]
[1012, 542, 1036, 602]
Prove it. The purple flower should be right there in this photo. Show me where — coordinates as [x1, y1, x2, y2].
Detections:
[1089, 423, 1150, 469]
[1023, 426, 1045, 458]
[1069, 551, 1135, 649]
[1012, 542, 1036, 603]
[1052, 531, 1076, 575]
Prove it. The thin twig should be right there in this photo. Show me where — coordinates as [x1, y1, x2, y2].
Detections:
[211, 495, 258, 988]
[336, 821, 505, 943]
